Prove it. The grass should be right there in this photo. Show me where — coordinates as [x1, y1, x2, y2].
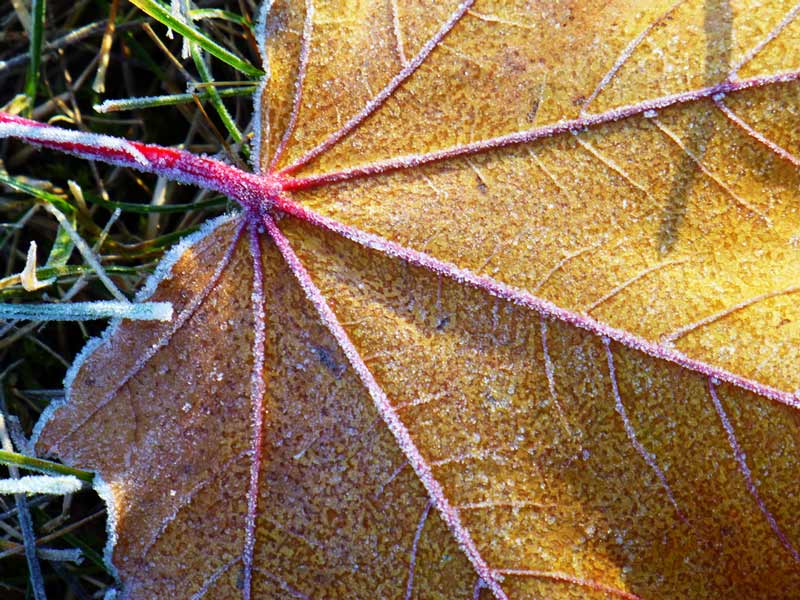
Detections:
[0, 0, 259, 596]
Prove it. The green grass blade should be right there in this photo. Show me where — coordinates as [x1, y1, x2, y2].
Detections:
[131, 224, 203, 250]
[94, 86, 256, 113]
[41, 204, 128, 302]
[55, 531, 108, 572]
[87, 193, 227, 213]
[189, 8, 250, 26]
[191, 45, 242, 143]
[0, 450, 94, 482]
[128, 0, 263, 77]
[0, 265, 139, 298]
[0, 172, 74, 215]
[45, 223, 75, 268]
[23, 0, 47, 113]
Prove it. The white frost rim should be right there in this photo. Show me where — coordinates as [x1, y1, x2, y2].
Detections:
[250, 0, 274, 173]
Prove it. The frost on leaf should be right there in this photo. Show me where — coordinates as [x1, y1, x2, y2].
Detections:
[35, 218, 473, 598]
[16, 0, 800, 598]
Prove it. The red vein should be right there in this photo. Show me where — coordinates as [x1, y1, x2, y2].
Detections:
[272, 197, 800, 412]
[281, 70, 800, 191]
[494, 568, 642, 600]
[714, 97, 800, 168]
[260, 213, 509, 600]
[278, 0, 475, 174]
[48, 219, 246, 453]
[581, 0, 688, 114]
[707, 378, 800, 562]
[242, 220, 269, 600]
[268, 0, 314, 170]
[5, 40, 800, 595]
[0, 112, 281, 215]
[603, 338, 687, 522]
[9, 110, 800, 587]
[404, 500, 432, 600]
[664, 285, 800, 343]
[729, 2, 800, 78]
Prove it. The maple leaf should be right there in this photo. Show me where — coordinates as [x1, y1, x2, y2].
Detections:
[2, 0, 800, 598]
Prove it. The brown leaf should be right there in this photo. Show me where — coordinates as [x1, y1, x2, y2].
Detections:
[37, 217, 474, 597]
[33, 0, 800, 598]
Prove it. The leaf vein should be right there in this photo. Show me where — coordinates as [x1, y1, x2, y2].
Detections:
[279, 0, 476, 174]
[708, 378, 800, 562]
[49, 219, 246, 453]
[261, 212, 509, 600]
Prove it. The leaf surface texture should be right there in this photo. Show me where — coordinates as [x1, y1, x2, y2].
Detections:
[34, 0, 800, 598]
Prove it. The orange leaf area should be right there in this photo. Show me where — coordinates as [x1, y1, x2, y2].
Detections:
[36, 215, 800, 598]
[31, 0, 800, 598]
[276, 0, 800, 393]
